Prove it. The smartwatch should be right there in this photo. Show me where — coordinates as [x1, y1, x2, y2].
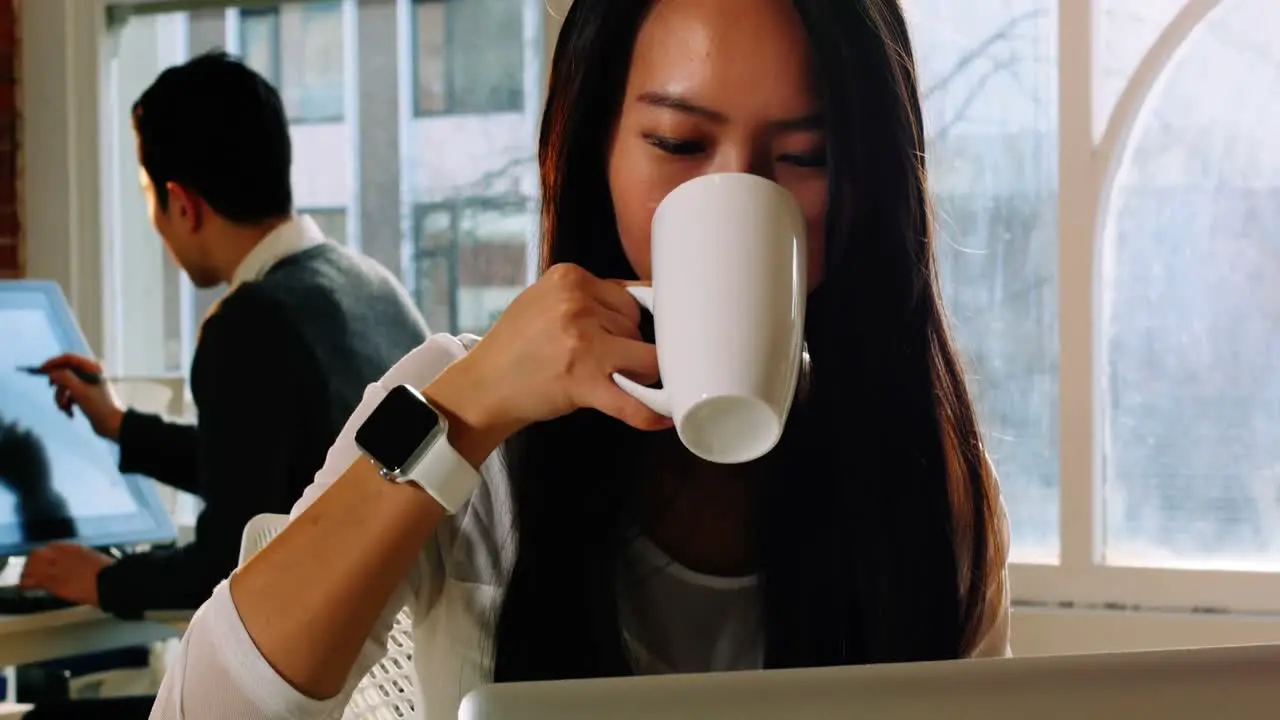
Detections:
[354, 384, 480, 514]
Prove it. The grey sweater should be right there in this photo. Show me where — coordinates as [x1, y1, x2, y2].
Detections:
[99, 242, 429, 619]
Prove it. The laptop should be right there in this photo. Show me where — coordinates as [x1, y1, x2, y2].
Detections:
[459, 642, 1280, 719]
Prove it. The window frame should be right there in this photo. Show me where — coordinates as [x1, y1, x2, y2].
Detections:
[236, 1, 346, 125]
[297, 205, 349, 244]
[410, 195, 530, 333]
[1009, 0, 1270, 615]
[238, 6, 282, 96]
[30, 0, 1280, 627]
[409, 0, 526, 117]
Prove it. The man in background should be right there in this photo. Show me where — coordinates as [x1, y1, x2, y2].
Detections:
[20, 51, 428, 620]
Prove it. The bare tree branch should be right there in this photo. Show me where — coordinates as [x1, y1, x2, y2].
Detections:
[922, 7, 1048, 102]
[929, 53, 1019, 143]
[445, 153, 537, 201]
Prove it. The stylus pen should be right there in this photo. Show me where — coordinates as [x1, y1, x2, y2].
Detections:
[18, 365, 103, 386]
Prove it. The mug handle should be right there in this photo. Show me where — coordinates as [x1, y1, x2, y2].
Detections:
[611, 286, 672, 417]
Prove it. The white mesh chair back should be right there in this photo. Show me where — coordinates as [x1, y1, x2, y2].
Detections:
[237, 513, 290, 565]
[236, 514, 420, 719]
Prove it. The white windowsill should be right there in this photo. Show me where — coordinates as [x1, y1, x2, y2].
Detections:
[1011, 605, 1280, 656]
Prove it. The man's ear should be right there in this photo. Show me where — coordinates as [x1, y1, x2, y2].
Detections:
[164, 181, 204, 233]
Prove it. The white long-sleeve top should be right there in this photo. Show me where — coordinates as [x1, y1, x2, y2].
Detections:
[150, 333, 1012, 720]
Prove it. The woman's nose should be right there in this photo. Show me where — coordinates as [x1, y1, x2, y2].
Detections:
[707, 145, 775, 182]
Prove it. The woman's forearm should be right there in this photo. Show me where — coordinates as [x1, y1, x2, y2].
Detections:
[230, 462, 444, 699]
[226, 362, 510, 701]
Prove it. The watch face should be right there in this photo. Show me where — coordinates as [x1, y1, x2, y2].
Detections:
[355, 384, 441, 474]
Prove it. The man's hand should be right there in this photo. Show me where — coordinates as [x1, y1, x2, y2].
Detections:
[38, 354, 126, 441]
[19, 542, 115, 607]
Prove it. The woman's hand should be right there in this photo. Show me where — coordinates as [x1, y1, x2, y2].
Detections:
[426, 263, 670, 453]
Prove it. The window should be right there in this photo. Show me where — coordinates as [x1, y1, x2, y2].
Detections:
[300, 207, 348, 245]
[76, 0, 1280, 616]
[413, 199, 529, 335]
[240, 8, 280, 89]
[413, 0, 525, 114]
[239, 1, 344, 123]
[1101, 0, 1280, 569]
[102, 0, 541, 375]
[904, 0, 1059, 561]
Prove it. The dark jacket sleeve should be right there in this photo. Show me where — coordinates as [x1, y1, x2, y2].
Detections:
[98, 287, 310, 618]
[117, 410, 201, 496]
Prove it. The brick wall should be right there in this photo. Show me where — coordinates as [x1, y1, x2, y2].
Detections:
[0, 0, 18, 278]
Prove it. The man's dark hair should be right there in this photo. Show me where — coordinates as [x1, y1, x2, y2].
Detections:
[132, 50, 292, 224]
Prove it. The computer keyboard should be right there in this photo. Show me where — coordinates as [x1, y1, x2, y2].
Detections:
[0, 585, 77, 614]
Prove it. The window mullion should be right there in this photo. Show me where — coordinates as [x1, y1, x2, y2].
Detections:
[1057, 0, 1100, 571]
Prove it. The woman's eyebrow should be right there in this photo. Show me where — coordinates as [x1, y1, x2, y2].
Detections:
[636, 90, 821, 130]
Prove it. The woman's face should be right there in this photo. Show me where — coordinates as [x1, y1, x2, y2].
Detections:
[607, 0, 828, 289]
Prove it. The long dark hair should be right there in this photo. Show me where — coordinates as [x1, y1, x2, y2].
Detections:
[494, 0, 1003, 681]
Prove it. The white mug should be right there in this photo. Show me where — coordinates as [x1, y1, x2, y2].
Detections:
[612, 173, 807, 464]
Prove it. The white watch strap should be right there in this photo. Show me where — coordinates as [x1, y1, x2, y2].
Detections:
[401, 433, 481, 514]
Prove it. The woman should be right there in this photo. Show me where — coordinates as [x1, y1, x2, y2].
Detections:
[151, 0, 1010, 716]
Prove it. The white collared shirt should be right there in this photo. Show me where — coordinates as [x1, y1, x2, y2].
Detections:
[228, 214, 328, 290]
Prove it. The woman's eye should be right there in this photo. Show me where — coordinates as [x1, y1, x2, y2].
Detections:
[645, 135, 706, 157]
[779, 152, 828, 169]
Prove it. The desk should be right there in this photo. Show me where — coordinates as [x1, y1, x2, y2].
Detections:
[0, 607, 189, 668]
[0, 702, 33, 719]
[0, 550, 192, 669]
